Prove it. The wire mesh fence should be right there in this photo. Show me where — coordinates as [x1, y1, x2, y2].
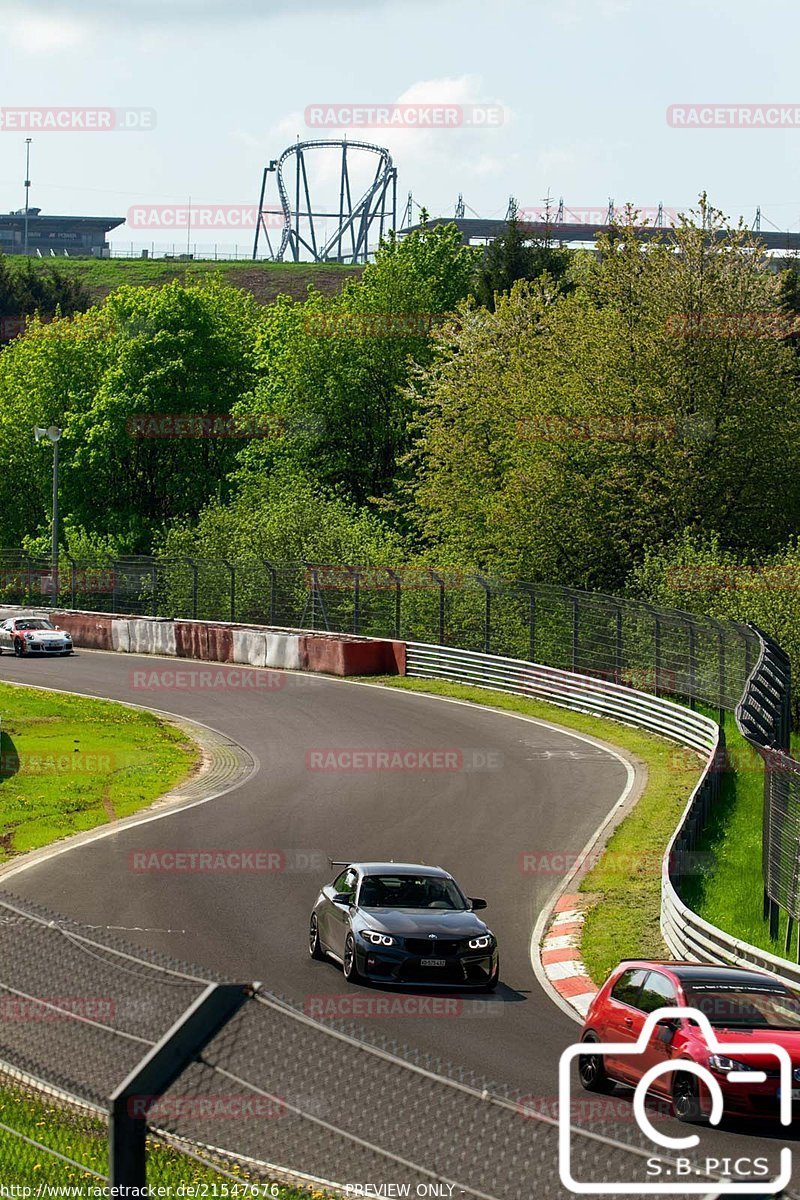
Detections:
[0, 891, 740, 1197]
[0, 552, 758, 715]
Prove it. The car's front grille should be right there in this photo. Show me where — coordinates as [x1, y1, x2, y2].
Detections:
[403, 938, 463, 956]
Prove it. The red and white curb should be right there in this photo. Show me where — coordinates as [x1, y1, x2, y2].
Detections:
[540, 893, 598, 1018]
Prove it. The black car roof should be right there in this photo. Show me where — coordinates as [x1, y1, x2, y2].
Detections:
[670, 965, 784, 988]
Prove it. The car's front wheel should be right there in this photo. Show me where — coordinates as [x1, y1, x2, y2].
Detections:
[343, 933, 362, 984]
[13, 639, 25, 658]
[308, 913, 325, 960]
[672, 1070, 703, 1123]
[578, 1032, 616, 1093]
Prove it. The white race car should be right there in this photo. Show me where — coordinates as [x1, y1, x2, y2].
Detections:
[0, 617, 73, 657]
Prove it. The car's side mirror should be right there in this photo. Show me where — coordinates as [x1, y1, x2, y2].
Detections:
[332, 892, 352, 906]
[469, 897, 487, 910]
[655, 1018, 679, 1043]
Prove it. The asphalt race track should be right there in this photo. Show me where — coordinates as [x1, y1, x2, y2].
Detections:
[0, 648, 797, 1193]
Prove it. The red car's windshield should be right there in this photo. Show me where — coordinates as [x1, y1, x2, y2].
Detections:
[683, 982, 800, 1029]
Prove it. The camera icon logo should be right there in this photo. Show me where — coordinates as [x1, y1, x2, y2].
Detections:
[558, 1005, 793, 1194]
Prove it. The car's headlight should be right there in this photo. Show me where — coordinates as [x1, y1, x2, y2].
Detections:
[468, 934, 493, 950]
[24, 633, 36, 641]
[707, 1054, 757, 1074]
[361, 930, 394, 946]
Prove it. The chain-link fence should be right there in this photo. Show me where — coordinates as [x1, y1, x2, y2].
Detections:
[0, 552, 758, 713]
[0, 891, 740, 1196]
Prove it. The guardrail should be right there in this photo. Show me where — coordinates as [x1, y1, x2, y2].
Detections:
[404, 640, 800, 992]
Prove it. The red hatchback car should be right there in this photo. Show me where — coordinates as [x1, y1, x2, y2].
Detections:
[579, 961, 800, 1122]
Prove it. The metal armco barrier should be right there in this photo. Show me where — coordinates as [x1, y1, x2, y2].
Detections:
[403, 641, 800, 990]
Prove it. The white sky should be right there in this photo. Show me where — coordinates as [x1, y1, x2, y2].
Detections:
[1, 0, 799, 253]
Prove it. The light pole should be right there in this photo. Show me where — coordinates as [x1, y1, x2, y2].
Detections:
[34, 425, 62, 606]
[23, 138, 32, 256]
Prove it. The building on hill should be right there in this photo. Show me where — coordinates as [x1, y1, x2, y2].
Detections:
[0, 209, 125, 257]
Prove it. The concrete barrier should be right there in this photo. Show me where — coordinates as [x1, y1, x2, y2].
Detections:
[53, 612, 114, 651]
[301, 635, 404, 676]
[0, 605, 404, 679]
[265, 632, 302, 671]
[232, 629, 269, 669]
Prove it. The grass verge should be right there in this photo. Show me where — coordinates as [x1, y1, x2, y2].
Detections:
[0, 681, 199, 861]
[682, 711, 800, 957]
[0, 1079, 316, 1195]
[365, 675, 702, 983]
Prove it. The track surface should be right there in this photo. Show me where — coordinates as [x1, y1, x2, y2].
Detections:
[0, 649, 796, 1190]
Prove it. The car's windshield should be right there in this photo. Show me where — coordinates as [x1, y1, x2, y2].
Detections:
[684, 982, 800, 1028]
[16, 620, 54, 631]
[359, 874, 467, 910]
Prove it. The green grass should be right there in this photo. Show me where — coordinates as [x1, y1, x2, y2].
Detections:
[23, 257, 361, 306]
[364, 676, 701, 982]
[0, 681, 199, 860]
[682, 711, 800, 957]
[0, 1080, 316, 1195]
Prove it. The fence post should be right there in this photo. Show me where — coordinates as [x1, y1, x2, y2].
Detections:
[151, 561, 158, 618]
[184, 559, 198, 620]
[717, 624, 726, 726]
[428, 570, 445, 645]
[571, 594, 579, 673]
[66, 555, 76, 609]
[262, 559, 277, 625]
[614, 604, 623, 683]
[473, 575, 491, 654]
[528, 586, 536, 662]
[223, 560, 236, 624]
[654, 615, 662, 697]
[688, 622, 697, 710]
[386, 569, 401, 639]
[109, 982, 255, 1188]
[352, 569, 360, 634]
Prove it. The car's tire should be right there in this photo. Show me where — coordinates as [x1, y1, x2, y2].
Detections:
[13, 639, 25, 658]
[308, 913, 325, 960]
[343, 933, 362, 984]
[672, 1070, 703, 1123]
[578, 1032, 616, 1094]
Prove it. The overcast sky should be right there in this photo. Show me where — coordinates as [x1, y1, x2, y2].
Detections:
[2, 0, 799, 252]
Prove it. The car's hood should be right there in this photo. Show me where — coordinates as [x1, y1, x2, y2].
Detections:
[357, 908, 490, 937]
[707, 1026, 800, 1066]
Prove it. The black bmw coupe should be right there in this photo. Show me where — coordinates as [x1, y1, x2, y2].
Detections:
[309, 861, 499, 990]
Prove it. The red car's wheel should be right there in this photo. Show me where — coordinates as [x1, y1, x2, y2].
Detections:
[578, 1032, 616, 1094]
[672, 1070, 703, 1123]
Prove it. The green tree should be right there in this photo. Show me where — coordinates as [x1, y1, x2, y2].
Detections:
[407, 199, 800, 589]
[474, 202, 572, 310]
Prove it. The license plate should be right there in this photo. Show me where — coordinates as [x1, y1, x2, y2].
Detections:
[420, 958, 446, 967]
